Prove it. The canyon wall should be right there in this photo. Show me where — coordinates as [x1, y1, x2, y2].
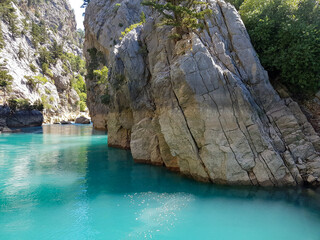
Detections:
[84, 0, 320, 186]
[0, 0, 85, 123]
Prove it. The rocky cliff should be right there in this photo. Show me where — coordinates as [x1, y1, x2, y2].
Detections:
[0, 0, 86, 123]
[84, 0, 320, 186]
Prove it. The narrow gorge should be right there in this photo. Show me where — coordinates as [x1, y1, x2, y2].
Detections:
[84, 0, 320, 187]
[1, 0, 320, 238]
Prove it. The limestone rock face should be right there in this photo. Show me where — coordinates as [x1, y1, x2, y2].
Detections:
[0, 106, 43, 131]
[84, 0, 320, 186]
[0, 0, 84, 123]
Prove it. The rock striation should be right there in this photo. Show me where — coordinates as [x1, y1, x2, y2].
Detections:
[84, 0, 320, 186]
[0, 0, 85, 123]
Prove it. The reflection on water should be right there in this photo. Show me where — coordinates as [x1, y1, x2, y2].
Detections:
[0, 124, 320, 240]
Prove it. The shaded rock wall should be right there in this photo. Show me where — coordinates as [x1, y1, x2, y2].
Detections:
[0, 106, 43, 131]
[84, 0, 320, 186]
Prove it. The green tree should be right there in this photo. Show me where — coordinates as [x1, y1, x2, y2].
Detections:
[0, 0, 19, 38]
[31, 21, 47, 47]
[239, 0, 320, 96]
[38, 47, 53, 65]
[142, 0, 212, 38]
[51, 40, 63, 60]
[0, 69, 13, 103]
[18, 44, 25, 59]
[0, 23, 4, 49]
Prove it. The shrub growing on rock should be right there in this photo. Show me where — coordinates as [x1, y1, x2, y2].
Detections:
[142, 0, 212, 39]
[119, 12, 146, 40]
[8, 98, 32, 111]
[0, 23, 4, 49]
[0, 68, 13, 102]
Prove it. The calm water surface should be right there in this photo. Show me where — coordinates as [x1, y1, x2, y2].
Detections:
[1, 125, 320, 240]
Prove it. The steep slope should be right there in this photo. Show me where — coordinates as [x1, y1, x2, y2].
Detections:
[84, 0, 320, 186]
[0, 0, 86, 123]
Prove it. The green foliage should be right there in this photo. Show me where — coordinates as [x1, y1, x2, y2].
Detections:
[41, 63, 53, 78]
[31, 21, 47, 47]
[226, 0, 245, 10]
[114, 3, 121, 12]
[35, 10, 40, 18]
[38, 47, 53, 65]
[7, 98, 43, 111]
[71, 74, 87, 112]
[93, 66, 109, 85]
[32, 99, 44, 111]
[0, 69, 13, 96]
[142, 0, 212, 38]
[45, 88, 51, 95]
[0, 0, 19, 37]
[8, 98, 32, 111]
[239, 0, 320, 96]
[62, 63, 70, 76]
[25, 75, 48, 89]
[0, 23, 4, 49]
[40, 94, 52, 110]
[86, 48, 105, 80]
[120, 12, 146, 40]
[100, 89, 110, 105]
[18, 44, 25, 59]
[79, 101, 86, 112]
[65, 53, 86, 74]
[112, 74, 125, 90]
[51, 40, 63, 60]
[29, 63, 37, 73]
[21, 18, 29, 35]
[41, 62, 48, 74]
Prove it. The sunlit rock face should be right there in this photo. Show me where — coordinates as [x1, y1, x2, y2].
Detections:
[84, 0, 320, 186]
[0, 0, 83, 123]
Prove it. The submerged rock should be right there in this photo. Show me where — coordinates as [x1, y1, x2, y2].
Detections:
[84, 0, 320, 186]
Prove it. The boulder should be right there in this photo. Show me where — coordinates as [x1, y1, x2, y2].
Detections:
[75, 116, 91, 124]
[6, 109, 43, 128]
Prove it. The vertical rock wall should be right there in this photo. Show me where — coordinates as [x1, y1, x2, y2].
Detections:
[84, 0, 320, 186]
[0, 0, 84, 123]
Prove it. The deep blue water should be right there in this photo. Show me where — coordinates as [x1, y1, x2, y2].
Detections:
[1, 124, 320, 240]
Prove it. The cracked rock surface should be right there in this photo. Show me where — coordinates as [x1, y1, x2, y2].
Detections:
[84, 0, 320, 186]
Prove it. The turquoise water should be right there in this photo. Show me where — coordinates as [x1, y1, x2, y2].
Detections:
[1, 125, 320, 240]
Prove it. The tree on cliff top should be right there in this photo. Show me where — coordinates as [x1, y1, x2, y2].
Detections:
[142, 0, 212, 39]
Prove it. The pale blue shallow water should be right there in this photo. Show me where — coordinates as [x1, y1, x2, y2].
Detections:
[1, 125, 320, 240]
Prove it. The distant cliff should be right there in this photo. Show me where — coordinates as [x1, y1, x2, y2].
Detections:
[0, 0, 86, 123]
[84, 0, 320, 186]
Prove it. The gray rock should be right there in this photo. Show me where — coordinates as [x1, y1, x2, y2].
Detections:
[0, 0, 83, 123]
[75, 116, 91, 124]
[83, 0, 320, 186]
[6, 109, 43, 128]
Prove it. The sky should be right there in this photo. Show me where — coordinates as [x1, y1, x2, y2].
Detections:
[69, 0, 85, 29]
